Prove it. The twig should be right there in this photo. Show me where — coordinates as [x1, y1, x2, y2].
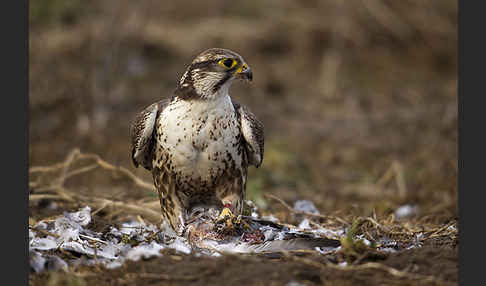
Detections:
[356, 217, 423, 239]
[89, 198, 161, 222]
[424, 221, 457, 240]
[29, 194, 68, 202]
[376, 160, 407, 198]
[124, 272, 201, 281]
[76, 152, 155, 191]
[29, 148, 155, 194]
[282, 252, 454, 286]
[79, 234, 107, 245]
[29, 194, 161, 224]
[91, 200, 110, 216]
[64, 164, 100, 180]
[29, 185, 75, 202]
[29, 226, 61, 239]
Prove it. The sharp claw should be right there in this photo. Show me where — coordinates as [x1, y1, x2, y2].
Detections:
[237, 215, 251, 230]
[214, 207, 253, 236]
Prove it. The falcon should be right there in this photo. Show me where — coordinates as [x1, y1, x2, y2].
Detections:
[130, 48, 264, 236]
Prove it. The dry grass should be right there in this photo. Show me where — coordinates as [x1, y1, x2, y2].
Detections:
[29, 149, 457, 251]
[29, 149, 161, 223]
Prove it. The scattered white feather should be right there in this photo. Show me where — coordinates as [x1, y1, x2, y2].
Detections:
[380, 247, 398, 253]
[120, 220, 145, 235]
[34, 221, 48, 230]
[394, 204, 419, 219]
[261, 215, 279, 222]
[30, 237, 58, 251]
[29, 229, 35, 243]
[294, 200, 320, 214]
[297, 218, 311, 230]
[46, 255, 68, 272]
[64, 206, 92, 226]
[315, 246, 339, 255]
[166, 237, 191, 254]
[105, 260, 124, 269]
[29, 205, 423, 273]
[447, 225, 457, 232]
[286, 281, 307, 286]
[126, 241, 165, 261]
[30, 251, 46, 273]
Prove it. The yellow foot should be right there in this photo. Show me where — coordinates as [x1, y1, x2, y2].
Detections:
[216, 207, 251, 234]
[216, 207, 235, 228]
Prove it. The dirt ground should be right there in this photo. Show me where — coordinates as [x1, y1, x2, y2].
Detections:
[30, 245, 457, 286]
[29, 1, 458, 285]
[28, 193, 458, 285]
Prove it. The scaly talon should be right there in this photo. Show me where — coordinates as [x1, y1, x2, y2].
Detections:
[237, 215, 251, 230]
[215, 206, 251, 235]
[217, 207, 234, 223]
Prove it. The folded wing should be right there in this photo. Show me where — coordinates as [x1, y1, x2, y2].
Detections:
[233, 102, 264, 168]
[130, 99, 170, 170]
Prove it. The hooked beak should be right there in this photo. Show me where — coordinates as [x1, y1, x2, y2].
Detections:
[235, 63, 253, 82]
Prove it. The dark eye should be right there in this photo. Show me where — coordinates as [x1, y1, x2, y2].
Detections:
[223, 59, 234, 68]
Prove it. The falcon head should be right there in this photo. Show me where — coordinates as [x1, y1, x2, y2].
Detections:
[175, 48, 253, 99]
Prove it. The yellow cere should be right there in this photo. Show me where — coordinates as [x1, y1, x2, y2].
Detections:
[236, 63, 247, 73]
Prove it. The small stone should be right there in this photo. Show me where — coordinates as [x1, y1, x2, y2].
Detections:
[294, 200, 320, 215]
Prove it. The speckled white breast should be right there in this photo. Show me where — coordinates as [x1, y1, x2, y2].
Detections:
[156, 94, 243, 183]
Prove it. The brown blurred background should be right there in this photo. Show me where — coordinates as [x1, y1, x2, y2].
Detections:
[29, 0, 457, 222]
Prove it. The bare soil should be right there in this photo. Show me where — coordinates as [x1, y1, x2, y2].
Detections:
[30, 229, 457, 286]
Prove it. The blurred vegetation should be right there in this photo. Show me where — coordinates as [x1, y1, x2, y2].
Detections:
[29, 0, 457, 222]
[30, 0, 89, 28]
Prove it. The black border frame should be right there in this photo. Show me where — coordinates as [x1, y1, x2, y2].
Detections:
[3, 0, 28, 284]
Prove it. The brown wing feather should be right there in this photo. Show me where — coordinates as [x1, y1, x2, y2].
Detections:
[130, 99, 170, 170]
[233, 101, 264, 167]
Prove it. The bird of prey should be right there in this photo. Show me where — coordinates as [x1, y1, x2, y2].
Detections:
[130, 48, 264, 236]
